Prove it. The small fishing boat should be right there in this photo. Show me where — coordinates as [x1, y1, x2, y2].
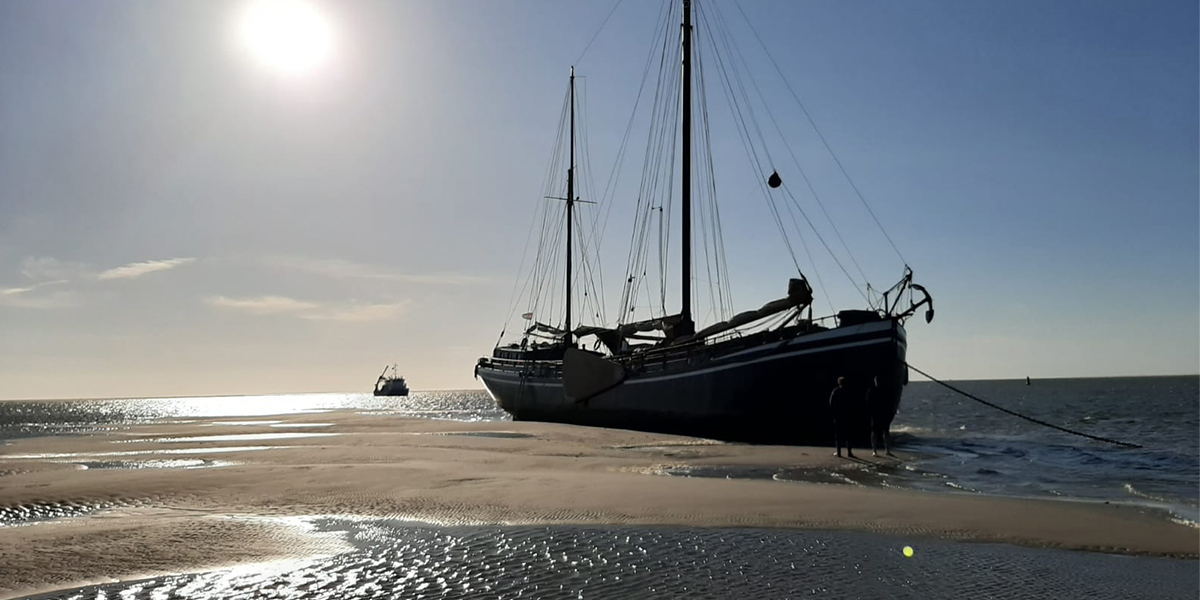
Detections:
[374, 365, 409, 397]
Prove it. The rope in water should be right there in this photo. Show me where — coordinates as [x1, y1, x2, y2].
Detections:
[906, 363, 1143, 449]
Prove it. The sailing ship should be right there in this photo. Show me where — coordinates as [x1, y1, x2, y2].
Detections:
[374, 365, 409, 397]
[476, 0, 933, 444]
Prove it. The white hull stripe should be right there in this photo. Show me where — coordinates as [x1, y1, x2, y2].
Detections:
[721, 320, 895, 361]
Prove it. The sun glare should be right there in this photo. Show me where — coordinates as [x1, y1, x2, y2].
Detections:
[240, 0, 333, 76]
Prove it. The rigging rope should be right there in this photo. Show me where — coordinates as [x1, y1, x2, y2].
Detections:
[732, 0, 908, 267]
[776, 188, 835, 313]
[693, 17, 733, 321]
[906, 363, 1143, 449]
[573, 0, 626, 67]
[619, 0, 680, 325]
[707, 0, 870, 289]
[700, 1, 870, 307]
[610, 0, 674, 325]
[575, 80, 608, 325]
[696, 2, 807, 290]
[498, 87, 573, 343]
[780, 184, 869, 304]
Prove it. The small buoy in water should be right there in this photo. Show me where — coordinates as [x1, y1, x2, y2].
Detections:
[767, 170, 782, 188]
[903, 546, 914, 558]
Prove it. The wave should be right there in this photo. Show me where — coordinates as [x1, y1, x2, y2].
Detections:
[1168, 515, 1199, 529]
[1119, 484, 1199, 529]
[1122, 483, 1195, 506]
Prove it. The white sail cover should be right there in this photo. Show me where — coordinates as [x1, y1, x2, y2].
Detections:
[563, 347, 626, 404]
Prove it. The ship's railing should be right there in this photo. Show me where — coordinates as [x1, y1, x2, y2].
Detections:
[482, 356, 562, 368]
[478, 319, 869, 379]
[479, 341, 728, 378]
[478, 356, 564, 378]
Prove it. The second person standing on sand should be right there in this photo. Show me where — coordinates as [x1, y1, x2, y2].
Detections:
[829, 377, 855, 458]
[866, 375, 895, 457]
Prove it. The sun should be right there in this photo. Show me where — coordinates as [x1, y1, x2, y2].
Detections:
[239, 0, 333, 75]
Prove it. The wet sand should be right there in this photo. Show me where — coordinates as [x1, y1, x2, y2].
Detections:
[1, 410, 1196, 599]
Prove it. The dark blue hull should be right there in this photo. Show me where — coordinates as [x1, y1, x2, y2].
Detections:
[374, 382, 409, 396]
[477, 320, 907, 445]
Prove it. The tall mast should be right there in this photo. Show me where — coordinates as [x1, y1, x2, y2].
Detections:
[680, 0, 694, 335]
[565, 66, 576, 346]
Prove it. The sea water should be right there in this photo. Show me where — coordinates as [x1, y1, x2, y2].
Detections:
[888, 376, 1199, 526]
[2, 378, 1197, 599]
[1, 377, 1195, 524]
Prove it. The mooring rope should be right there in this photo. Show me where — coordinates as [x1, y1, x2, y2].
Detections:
[906, 363, 1143, 449]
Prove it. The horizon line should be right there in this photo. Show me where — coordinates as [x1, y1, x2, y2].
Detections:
[2, 372, 1197, 402]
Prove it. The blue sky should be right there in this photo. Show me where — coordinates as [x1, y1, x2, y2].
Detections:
[0, 0, 1195, 398]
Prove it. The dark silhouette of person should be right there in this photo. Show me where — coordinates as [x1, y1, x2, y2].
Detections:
[867, 375, 894, 457]
[829, 376, 854, 458]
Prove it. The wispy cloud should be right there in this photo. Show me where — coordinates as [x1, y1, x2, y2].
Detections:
[20, 256, 87, 281]
[204, 295, 407, 322]
[301, 301, 408, 322]
[0, 279, 67, 296]
[205, 295, 320, 315]
[0, 281, 79, 309]
[2, 254, 197, 310]
[263, 256, 490, 285]
[97, 258, 196, 280]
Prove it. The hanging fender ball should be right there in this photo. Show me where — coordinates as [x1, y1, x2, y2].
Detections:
[767, 170, 782, 188]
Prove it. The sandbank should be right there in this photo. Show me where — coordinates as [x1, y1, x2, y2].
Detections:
[1, 409, 1195, 599]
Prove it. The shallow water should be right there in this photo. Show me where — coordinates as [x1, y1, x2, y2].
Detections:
[1, 378, 1196, 524]
[23, 518, 1199, 600]
[129, 432, 339, 443]
[893, 376, 1200, 525]
[0, 390, 507, 443]
[74, 458, 237, 470]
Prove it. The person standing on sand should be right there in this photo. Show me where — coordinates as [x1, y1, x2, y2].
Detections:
[866, 376, 895, 457]
[829, 377, 854, 458]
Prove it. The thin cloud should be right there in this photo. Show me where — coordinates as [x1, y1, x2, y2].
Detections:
[205, 295, 407, 322]
[302, 301, 408, 322]
[20, 256, 86, 281]
[205, 295, 320, 314]
[2, 252, 197, 309]
[0, 287, 80, 309]
[97, 258, 196, 280]
[263, 256, 490, 285]
[0, 280, 67, 296]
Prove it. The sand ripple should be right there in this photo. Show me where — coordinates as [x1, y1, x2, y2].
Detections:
[20, 519, 1199, 600]
[0, 498, 143, 526]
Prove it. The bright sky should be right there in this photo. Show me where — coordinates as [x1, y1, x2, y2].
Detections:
[1, 0, 1196, 399]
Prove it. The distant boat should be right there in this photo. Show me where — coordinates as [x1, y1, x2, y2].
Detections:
[1026, 376, 1032, 386]
[475, 0, 934, 444]
[374, 365, 409, 396]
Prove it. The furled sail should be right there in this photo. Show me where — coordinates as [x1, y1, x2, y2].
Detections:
[675, 278, 814, 344]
